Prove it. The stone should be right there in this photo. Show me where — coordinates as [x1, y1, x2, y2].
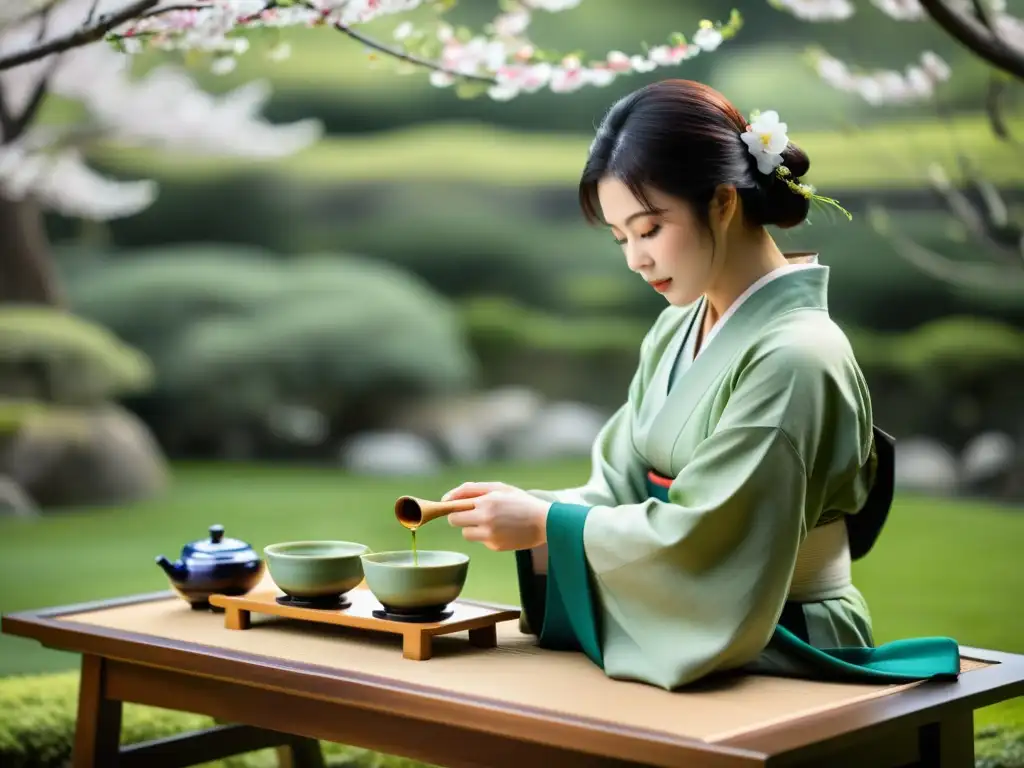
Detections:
[338, 431, 442, 476]
[0, 403, 169, 509]
[499, 401, 608, 461]
[894, 437, 960, 495]
[0, 475, 37, 518]
[961, 431, 1016, 484]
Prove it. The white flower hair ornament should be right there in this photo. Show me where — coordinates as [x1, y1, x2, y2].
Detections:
[741, 110, 852, 222]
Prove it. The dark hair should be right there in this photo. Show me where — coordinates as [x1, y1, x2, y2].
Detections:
[579, 79, 811, 230]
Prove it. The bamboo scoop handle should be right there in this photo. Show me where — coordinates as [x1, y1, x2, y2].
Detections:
[395, 496, 476, 529]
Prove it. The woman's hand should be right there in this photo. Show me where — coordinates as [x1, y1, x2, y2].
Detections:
[441, 481, 550, 551]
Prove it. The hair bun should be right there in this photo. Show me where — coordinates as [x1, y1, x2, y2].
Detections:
[756, 142, 811, 230]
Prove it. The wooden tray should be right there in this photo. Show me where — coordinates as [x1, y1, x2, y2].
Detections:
[209, 587, 521, 660]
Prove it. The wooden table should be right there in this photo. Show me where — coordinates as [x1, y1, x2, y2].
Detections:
[3, 574, 1023, 768]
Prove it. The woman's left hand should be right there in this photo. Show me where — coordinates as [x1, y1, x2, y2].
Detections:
[442, 481, 550, 551]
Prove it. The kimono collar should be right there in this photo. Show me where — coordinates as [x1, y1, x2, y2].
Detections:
[645, 261, 833, 469]
[701, 253, 824, 350]
[761, 257, 830, 314]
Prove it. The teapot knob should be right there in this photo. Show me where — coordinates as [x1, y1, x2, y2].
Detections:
[209, 524, 224, 544]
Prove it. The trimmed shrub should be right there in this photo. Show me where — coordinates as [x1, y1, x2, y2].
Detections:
[0, 307, 153, 406]
[61, 247, 478, 452]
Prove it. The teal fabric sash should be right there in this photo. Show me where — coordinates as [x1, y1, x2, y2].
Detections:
[517, 475, 962, 685]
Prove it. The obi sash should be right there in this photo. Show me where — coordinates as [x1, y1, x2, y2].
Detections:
[644, 469, 960, 683]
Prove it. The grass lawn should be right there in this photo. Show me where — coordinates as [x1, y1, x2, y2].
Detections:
[1, 460, 1021, 735]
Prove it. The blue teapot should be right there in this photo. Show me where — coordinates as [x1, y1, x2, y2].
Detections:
[156, 524, 265, 609]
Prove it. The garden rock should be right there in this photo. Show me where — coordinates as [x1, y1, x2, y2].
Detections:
[961, 431, 1016, 485]
[498, 401, 608, 461]
[0, 475, 37, 518]
[338, 431, 442, 476]
[893, 437, 960, 495]
[0, 403, 169, 509]
[393, 386, 545, 464]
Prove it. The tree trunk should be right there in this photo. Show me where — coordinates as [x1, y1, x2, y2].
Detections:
[0, 192, 64, 306]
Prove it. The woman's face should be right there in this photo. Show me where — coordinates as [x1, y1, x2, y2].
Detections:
[596, 177, 715, 307]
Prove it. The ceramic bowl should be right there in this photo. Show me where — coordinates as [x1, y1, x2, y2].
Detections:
[263, 540, 369, 601]
[360, 550, 469, 614]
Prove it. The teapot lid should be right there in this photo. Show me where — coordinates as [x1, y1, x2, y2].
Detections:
[183, 525, 253, 558]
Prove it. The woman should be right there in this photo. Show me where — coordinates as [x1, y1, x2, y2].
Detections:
[442, 80, 959, 690]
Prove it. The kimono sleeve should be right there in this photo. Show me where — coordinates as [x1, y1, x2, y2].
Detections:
[514, 317, 659, 638]
[539, 341, 871, 687]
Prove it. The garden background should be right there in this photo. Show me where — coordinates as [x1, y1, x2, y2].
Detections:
[0, 0, 1022, 765]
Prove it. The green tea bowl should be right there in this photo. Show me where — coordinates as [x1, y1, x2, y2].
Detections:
[264, 541, 369, 602]
[361, 550, 469, 616]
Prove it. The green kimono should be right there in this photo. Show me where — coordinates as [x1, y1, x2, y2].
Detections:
[515, 264, 960, 690]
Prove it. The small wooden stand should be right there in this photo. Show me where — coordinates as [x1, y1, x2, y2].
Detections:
[209, 587, 520, 661]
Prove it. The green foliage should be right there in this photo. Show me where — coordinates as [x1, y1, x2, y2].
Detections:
[64, 247, 477, 431]
[84, 113, 1024, 189]
[161, 254, 477, 412]
[977, 725, 1024, 768]
[459, 293, 1024, 374]
[858, 316, 1024, 375]
[0, 671, 427, 768]
[0, 307, 153, 405]
[461, 295, 647, 353]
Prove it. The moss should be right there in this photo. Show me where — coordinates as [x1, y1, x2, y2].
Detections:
[976, 724, 1024, 768]
[0, 671, 434, 768]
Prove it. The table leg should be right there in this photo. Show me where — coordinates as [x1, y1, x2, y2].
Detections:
[918, 711, 975, 768]
[275, 737, 327, 768]
[468, 625, 497, 648]
[403, 632, 431, 660]
[72, 655, 122, 768]
[225, 606, 250, 630]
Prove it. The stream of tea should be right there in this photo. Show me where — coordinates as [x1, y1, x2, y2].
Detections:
[411, 528, 418, 566]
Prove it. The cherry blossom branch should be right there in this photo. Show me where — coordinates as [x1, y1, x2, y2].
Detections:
[928, 160, 1024, 263]
[98, 1, 742, 100]
[867, 204, 1023, 292]
[916, 0, 1024, 80]
[8, 5, 63, 141]
[0, 0, 158, 71]
[333, 21, 496, 85]
[136, 3, 208, 21]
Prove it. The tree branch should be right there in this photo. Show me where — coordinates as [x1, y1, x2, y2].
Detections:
[929, 159, 1024, 263]
[332, 21, 498, 85]
[0, 0, 158, 72]
[136, 3, 208, 21]
[918, 0, 1024, 80]
[866, 204, 1024, 293]
[7, 5, 61, 141]
[984, 73, 1015, 141]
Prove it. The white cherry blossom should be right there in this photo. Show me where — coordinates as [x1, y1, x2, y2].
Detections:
[0, 0, 744, 225]
[108, 3, 742, 100]
[741, 110, 789, 175]
[810, 49, 952, 105]
[0, 0, 321, 220]
[773, 0, 1023, 103]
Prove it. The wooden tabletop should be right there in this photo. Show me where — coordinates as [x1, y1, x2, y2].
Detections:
[4, 576, 1023, 768]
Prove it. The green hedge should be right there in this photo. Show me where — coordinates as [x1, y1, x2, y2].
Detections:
[1, 671, 1020, 767]
[85, 113, 1024, 189]
[460, 298, 1024, 374]
[0, 672, 430, 768]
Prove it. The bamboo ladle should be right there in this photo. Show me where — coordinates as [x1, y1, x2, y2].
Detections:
[394, 496, 476, 530]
